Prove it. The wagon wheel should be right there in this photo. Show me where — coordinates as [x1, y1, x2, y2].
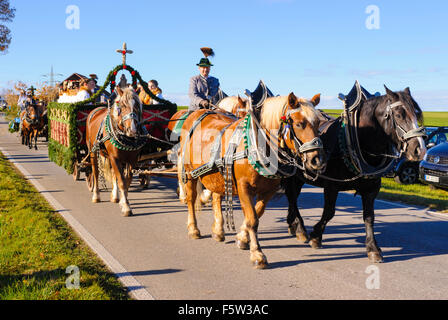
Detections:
[85, 169, 94, 192]
[72, 163, 81, 181]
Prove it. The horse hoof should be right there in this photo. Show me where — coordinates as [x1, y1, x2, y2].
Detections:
[296, 232, 310, 244]
[92, 198, 100, 203]
[310, 239, 322, 249]
[368, 252, 384, 263]
[212, 233, 225, 242]
[252, 258, 268, 270]
[188, 230, 201, 240]
[123, 210, 133, 217]
[288, 224, 298, 236]
[111, 198, 119, 203]
[236, 239, 250, 250]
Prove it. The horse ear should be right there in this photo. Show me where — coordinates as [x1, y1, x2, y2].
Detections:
[384, 85, 398, 99]
[404, 87, 411, 95]
[310, 93, 321, 107]
[237, 95, 244, 105]
[287, 92, 298, 108]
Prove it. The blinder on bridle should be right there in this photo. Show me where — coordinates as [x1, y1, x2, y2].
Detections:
[383, 100, 426, 153]
[280, 108, 324, 156]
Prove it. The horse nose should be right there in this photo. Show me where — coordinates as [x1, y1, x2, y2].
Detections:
[309, 153, 325, 171]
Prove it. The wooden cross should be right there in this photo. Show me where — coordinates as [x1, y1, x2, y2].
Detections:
[28, 86, 36, 96]
[116, 42, 133, 65]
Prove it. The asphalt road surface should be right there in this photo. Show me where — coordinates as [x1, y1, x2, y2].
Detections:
[1, 117, 448, 300]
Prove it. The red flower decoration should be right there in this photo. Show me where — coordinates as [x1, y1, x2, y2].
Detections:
[281, 116, 287, 123]
[111, 81, 116, 85]
[131, 71, 136, 76]
[123, 65, 127, 69]
[113, 71, 117, 76]
[122, 50, 126, 55]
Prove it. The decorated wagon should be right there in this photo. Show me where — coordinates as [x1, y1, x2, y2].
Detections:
[47, 44, 178, 185]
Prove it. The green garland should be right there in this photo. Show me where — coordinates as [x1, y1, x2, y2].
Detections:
[48, 63, 177, 175]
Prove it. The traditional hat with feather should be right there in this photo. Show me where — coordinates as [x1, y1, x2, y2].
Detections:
[197, 47, 214, 67]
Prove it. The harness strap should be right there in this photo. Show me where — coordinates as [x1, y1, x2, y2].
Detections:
[181, 111, 216, 184]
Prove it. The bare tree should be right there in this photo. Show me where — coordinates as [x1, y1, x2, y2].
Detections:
[0, 0, 16, 53]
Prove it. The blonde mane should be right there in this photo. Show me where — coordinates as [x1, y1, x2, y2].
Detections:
[217, 96, 247, 113]
[117, 87, 142, 113]
[260, 95, 320, 130]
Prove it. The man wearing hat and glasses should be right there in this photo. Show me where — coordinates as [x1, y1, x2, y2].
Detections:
[188, 47, 220, 111]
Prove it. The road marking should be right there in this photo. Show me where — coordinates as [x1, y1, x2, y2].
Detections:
[0, 145, 155, 300]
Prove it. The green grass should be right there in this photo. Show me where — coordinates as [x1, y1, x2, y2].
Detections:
[321, 109, 448, 128]
[0, 152, 130, 300]
[378, 178, 448, 213]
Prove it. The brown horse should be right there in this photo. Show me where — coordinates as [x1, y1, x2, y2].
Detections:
[86, 87, 145, 216]
[179, 93, 326, 269]
[20, 103, 40, 150]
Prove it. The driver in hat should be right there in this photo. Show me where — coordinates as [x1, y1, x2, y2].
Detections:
[188, 47, 220, 111]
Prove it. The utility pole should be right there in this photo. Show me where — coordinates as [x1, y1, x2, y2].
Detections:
[42, 66, 63, 86]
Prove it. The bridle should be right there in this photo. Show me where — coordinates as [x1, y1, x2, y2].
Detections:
[383, 100, 426, 156]
[25, 105, 39, 125]
[112, 98, 142, 136]
[279, 108, 324, 157]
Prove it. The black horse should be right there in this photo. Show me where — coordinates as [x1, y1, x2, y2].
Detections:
[282, 83, 427, 263]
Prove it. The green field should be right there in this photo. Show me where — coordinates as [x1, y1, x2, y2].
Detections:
[0, 152, 130, 300]
[321, 109, 448, 128]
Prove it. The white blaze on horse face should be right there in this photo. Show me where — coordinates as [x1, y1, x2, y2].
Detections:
[412, 119, 426, 151]
[126, 99, 138, 137]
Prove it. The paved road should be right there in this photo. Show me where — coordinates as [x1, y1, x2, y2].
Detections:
[1, 117, 448, 300]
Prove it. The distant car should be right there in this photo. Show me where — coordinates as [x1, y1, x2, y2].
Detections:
[419, 142, 448, 189]
[389, 127, 448, 184]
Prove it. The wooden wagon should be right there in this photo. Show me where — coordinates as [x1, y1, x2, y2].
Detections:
[47, 61, 178, 186]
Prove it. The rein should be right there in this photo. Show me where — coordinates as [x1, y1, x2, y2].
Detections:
[384, 100, 426, 155]
[311, 97, 426, 183]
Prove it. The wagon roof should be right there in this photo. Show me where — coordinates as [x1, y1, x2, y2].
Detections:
[63, 73, 89, 82]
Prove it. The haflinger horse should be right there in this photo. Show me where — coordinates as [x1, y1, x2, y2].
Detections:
[86, 86, 146, 217]
[167, 96, 249, 202]
[282, 85, 426, 263]
[179, 93, 326, 269]
[20, 103, 40, 150]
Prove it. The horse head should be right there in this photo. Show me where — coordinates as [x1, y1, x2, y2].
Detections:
[232, 96, 249, 118]
[25, 103, 39, 124]
[375, 86, 426, 161]
[112, 87, 142, 138]
[262, 93, 326, 173]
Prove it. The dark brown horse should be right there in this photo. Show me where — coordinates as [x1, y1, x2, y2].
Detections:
[20, 103, 40, 150]
[179, 93, 326, 269]
[86, 87, 146, 216]
[282, 85, 426, 263]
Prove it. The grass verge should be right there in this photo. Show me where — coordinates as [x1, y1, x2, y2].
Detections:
[378, 178, 448, 213]
[0, 152, 130, 300]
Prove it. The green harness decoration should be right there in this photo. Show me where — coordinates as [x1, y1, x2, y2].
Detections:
[243, 113, 284, 179]
[104, 113, 147, 152]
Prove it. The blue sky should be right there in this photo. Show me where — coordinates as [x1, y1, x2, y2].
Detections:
[1, 0, 447, 110]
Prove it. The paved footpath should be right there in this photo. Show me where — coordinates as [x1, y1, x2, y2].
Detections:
[1, 116, 448, 300]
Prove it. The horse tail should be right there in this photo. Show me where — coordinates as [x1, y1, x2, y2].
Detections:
[177, 155, 187, 204]
[100, 155, 114, 184]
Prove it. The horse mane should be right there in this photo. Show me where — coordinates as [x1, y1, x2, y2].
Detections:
[363, 89, 424, 124]
[117, 87, 142, 113]
[217, 96, 247, 113]
[260, 96, 320, 130]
